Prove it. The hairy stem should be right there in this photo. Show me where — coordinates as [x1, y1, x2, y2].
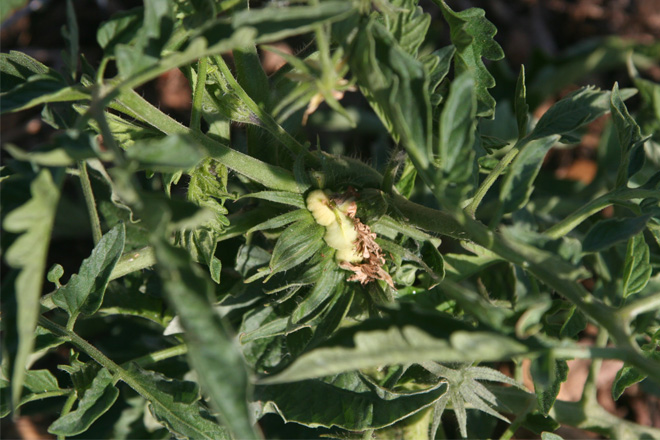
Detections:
[78, 161, 102, 245]
[190, 57, 209, 132]
[581, 329, 609, 406]
[110, 246, 157, 281]
[116, 89, 307, 194]
[543, 188, 658, 239]
[464, 146, 519, 218]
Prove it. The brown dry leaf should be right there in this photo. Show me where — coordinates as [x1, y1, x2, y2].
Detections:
[338, 204, 394, 288]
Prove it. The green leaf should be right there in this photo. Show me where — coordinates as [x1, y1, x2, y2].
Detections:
[436, 71, 476, 203]
[291, 266, 343, 324]
[53, 224, 126, 318]
[124, 364, 231, 440]
[232, 1, 354, 42]
[612, 364, 646, 401]
[434, 0, 504, 117]
[3, 170, 61, 411]
[522, 412, 560, 435]
[61, 0, 79, 82]
[530, 86, 633, 140]
[383, 0, 431, 57]
[24, 369, 61, 394]
[622, 233, 652, 298]
[339, 19, 432, 174]
[241, 191, 306, 209]
[0, 74, 90, 114]
[0, 0, 28, 22]
[499, 135, 560, 213]
[255, 372, 447, 431]
[515, 66, 529, 139]
[611, 83, 645, 186]
[154, 241, 257, 440]
[265, 218, 325, 280]
[247, 209, 311, 234]
[582, 215, 651, 253]
[530, 355, 568, 416]
[261, 305, 533, 384]
[126, 135, 206, 172]
[97, 7, 144, 53]
[114, 0, 174, 78]
[1, 51, 51, 91]
[48, 368, 119, 436]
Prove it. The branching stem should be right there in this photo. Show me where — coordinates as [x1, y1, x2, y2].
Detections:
[78, 160, 103, 245]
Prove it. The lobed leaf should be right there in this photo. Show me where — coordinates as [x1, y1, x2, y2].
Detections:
[3, 170, 61, 411]
[53, 224, 126, 318]
[434, 0, 504, 117]
[48, 368, 119, 436]
[154, 241, 257, 440]
[124, 364, 231, 440]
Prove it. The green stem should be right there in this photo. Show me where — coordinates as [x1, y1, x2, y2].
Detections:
[57, 391, 78, 440]
[110, 246, 157, 281]
[129, 344, 188, 368]
[78, 161, 103, 245]
[581, 329, 608, 406]
[210, 55, 313, 160]
[498, 401, 533, 440]
[543, 188, 658, 239]
[464, 146, 519, 218]
[190, 58, 208, 132]
[619, 292, 660, 322]
[116, 89, 306, 194]
[392, 195, 660, 385]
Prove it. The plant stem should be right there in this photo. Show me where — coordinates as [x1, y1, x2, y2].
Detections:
[110, 246, 157, 281]
[116, 89, 307, 194]
[464, 146, 519, 218]
[56, 391, 78, 440]
[619, 292, 660, 322]
[190, 57, 208, 132]
[78, 161, 103, 245]
[129, 344, 188, 367]
[543, 188, 659, 239]
[210, 55, 313, 160]
[581, 329, 608, 407]
[392, 195, 660, 384]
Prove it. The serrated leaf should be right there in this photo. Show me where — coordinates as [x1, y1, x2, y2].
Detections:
[124, 364, 230, 440]
[52, 224, 125, 318]
[126, 135, 206, 172]
[48, 368, 119, 436]
[261, 306, 533, 384]
[0, 74, 90, 114]
[338, 19, 432, 174]
[437, 72, 476, 180]
[154, 241, 257, 440]
[255, 372, 447, 431]
[622, 233, 652, 297]
[531, 86, 633, 140]
[3, 170, 60, 411]
[266, 218, 325, 280]
[582, 215, 651, 253]
[530, 356, 568, 416]
[434, 0, 504, 117]
[499, 135, 560, 213]
[383, 0, 431, 57]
